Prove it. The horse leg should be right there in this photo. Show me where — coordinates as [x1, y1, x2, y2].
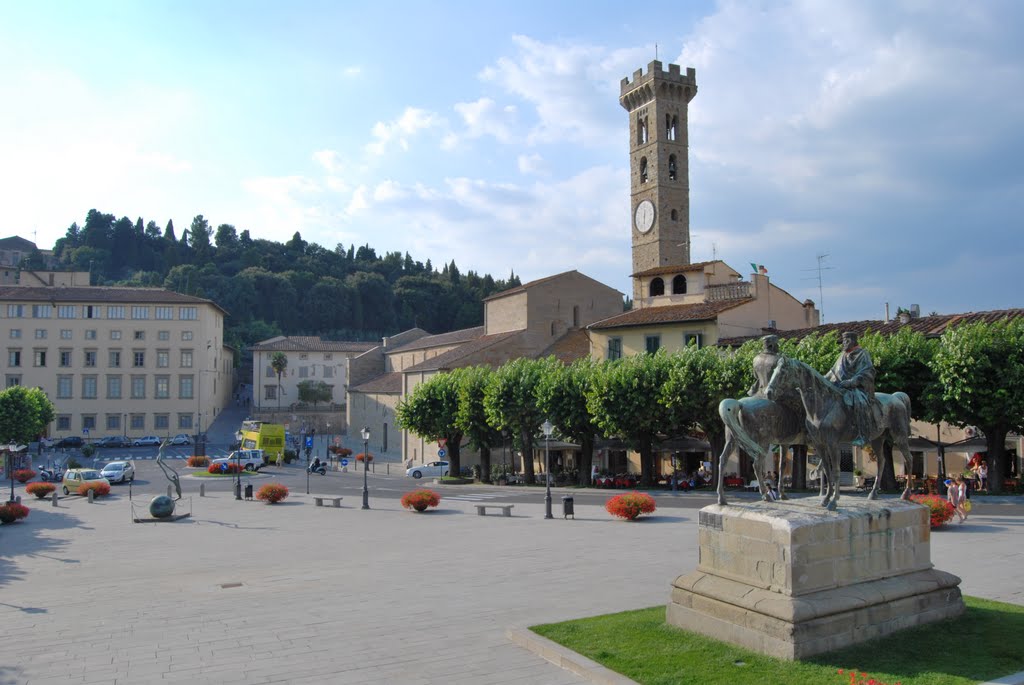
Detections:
[777, 445, 787, 501]
[867, 438, 884, 500]
[717, 434, 733, 506]
[894, 434, 914, 501]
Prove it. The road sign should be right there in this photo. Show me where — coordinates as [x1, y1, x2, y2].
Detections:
[340, 458, 349, 467]
[305, 436, 313, 448]
[334, 436, 341, 446]
[83, 428, 90, 435]
[437, 448, 447, 458]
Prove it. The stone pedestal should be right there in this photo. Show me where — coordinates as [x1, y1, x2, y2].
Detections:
[667, 499, 964, 660]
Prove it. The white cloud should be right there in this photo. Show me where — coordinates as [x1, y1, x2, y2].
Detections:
[452, 98, 517, 144]
[365, 107, 446, 157]
[312, 149, 344, 174]
[517, 153, 546, 175]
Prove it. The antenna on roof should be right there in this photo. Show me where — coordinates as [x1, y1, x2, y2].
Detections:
[655, 43, 658, 61]
[802, 254, 833, 323]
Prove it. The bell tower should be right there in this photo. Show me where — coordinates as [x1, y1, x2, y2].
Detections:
[620, 61, 697, 301]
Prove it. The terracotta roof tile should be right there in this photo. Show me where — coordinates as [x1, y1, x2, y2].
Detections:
[482, 270, 582, 301]
[252, 336, 376, 353]
[588, 299, 751, 330]
[349, 372, 403, 394]
[0, 285, 226, 313]
[630, 260, 722, 278]
[387, 326, 485, 353]
[537, 329, 591, 364]
[401, 331, 522, 373]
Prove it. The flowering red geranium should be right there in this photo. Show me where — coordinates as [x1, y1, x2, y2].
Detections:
[838, 668, 902, 685]
[256, 483, 289, 504]
[78, 481, 111, 497]
[401, 489, 441, 512]
[328, 446, 352, 457]
[909, 494, 955, 528]
[0, 501, 30, 524]
[187, 455, 210, 467]
[355, 453, 373, 463]
[208, 462, 243, 474]
[14, 469, 36, 483]
[605, 491, 656, 520]
[26, 482, 56, 499]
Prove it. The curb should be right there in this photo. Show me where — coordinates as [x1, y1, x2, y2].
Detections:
[506, 627, 638, 685]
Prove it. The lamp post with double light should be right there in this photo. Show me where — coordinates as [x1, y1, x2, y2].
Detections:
[361, 426, 370, 510]
[542, 420, 554, 519]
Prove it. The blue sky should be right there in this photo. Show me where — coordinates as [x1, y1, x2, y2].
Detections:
[2, 1, 1022, 324]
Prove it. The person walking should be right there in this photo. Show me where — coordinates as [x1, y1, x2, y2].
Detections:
[947, 475, 967, 523]
[275, 451, 284, 468]
[977, 462, 988, 492]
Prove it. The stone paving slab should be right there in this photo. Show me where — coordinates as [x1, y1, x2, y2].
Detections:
[0, 493, 1021, 684]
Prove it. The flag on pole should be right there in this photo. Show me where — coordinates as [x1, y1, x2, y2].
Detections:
[750, 263, 768, 275]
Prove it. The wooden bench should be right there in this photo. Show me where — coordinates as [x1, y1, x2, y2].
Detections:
[313, 496, 343, 508]
[474, 504, 513, 517]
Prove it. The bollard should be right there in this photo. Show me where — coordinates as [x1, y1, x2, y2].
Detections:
[88, 489, 94, 503]
[167, 484, 173, 498]
[200, 483, 206, 497]
[52, 490, 58, 507]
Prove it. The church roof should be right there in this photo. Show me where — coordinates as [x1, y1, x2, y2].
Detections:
[630, 261, 723, 278]
[349, 372, 403, 395]
[588, 299, 752, 331]
[400, 331, 522, 373]
[387, 326, 485, 354]
[537, 329, 591, 364]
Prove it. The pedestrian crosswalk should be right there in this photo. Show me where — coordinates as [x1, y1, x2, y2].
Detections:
[93, 450, 232, 462]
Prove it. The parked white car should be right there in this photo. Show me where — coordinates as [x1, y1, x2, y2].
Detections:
[211, 450, 265, 471]
[169, 434, 192, 446]
[406, 461, 449, 479]
[100, 461, 136, 484]
[133, 435, 161, 447]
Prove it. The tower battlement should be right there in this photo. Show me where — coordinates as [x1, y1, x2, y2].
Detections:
[620, 60, 696, 97]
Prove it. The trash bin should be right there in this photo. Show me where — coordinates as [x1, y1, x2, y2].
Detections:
[244, 483, 253, 500]
[561, 495, 574, 519]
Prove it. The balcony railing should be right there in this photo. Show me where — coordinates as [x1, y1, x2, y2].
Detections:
[705, 281, 751, 301]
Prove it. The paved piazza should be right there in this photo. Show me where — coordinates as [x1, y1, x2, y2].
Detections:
[1, 491, 1021, 684]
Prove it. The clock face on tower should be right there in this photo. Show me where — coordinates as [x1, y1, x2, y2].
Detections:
[634, 199, 655, 234]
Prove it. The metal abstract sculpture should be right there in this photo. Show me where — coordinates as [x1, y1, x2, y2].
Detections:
[155, 439, 182, 501]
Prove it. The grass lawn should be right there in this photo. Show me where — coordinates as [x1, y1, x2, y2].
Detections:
[531, 596, 1024, 685]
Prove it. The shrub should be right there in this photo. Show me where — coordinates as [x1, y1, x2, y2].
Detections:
[77, 481, 111, 497]
[328, 446, 352, 457]
[256, 483, 289, 504]
[26, 482, 56, 499]
[355, 453, 373, 463]
[606, 491, 657, 520]
[0, 502, 30, 524]
[81, 444, 97, 458]
[14, 468, 36, 483]
[187, 455, 210, 467]
[401, 489, 441, 512]
[208, 462, 243, 474]
[66, 458, 82, 469]
[910, 494, 955, 528]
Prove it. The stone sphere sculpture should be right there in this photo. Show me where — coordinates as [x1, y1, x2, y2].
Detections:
[149, 495, 176, 518]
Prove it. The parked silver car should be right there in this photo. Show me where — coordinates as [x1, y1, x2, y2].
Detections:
[100, 461, 135, 484]
[405, 460, 449, 479]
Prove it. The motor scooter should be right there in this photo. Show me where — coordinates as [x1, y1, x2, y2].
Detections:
[307, 461, 327, 476]
[39, 464, 64, 482]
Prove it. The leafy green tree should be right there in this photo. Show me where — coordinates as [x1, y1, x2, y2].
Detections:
[587, 352, 675, 487]
[396, 370, 466, 475]
[271, 352, 288, 413]
[484, 358, 548, 484]
[536, 357, 600, 486]
[932, 319, 1024, 493]
[297, 380, 332, 407]
[455, 366, 499, 483]
[0, 386, 56, 445]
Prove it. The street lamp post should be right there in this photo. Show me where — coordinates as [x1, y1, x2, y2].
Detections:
[542, 420, 554, 519]
[361, 426, 370, 510]
[234, 450, 242, 500]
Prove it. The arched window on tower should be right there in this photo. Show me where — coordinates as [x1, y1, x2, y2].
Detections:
[637, 115, 648, 145]
[640, 157, 648, 184]
[668, 154, 677, 181]
[671, 209, 678, 221]
[672, 275, 687, 295]
[650, 278, 665, 297]
[666, 114, 677, 141]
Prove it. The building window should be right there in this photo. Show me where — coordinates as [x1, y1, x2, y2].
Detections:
[57, 376, 73, 399]
[7, 350, 20, 367]
[34, 329, 47, 339]
[60, 329, 72, 339]
[645, 335, 661, 354]
[155, 306, 173, 320]
[668, 154, 677, 181]
[58, 305, 76, 318]
[7, 304, 24, 318]
[85, 329, 97, 340]
[671, 209, 678, 221]
[299, 366, 309, 378]
[131, 376, 146, 399]
[130, 414, 145, 430]
[179, 376, 194, 399]
[6, 375, 21, 388]
[107, 306, 125, 319]
[131, 306, 149, 319]
[323, 366, 334, 379]
[107, 376, 122, 399]
[265, 366, 275, 378]
[180, 350, 193, 368]
[157, 350, 169, 368]
[158, 330, 170, 341]
[33, 350, 46, 367]
[110, 330, 122, 340]
[265, 385, 277, 400]
[133, 330, 145, 341]
[155, 414, 169, 430]
[82, 415, 96, 431]
[106, 414, 121, 431]
[182, 331, 193, 341]
[155, 376, 170, 399]
[608, 337, 623, 361]
[178, 414, 194, 430]
[84, 350, 97, 367]
[57, 415, 71, 431]
[83, 305, 100, 319]
[59, 350, 72, 367]
[82, 376, 98, 399]
[324, 353, 333, 361]
[109, 350, 121, 367]
[179, 307, 198, 320]
[684, 332, 703, 349]
[672, 275, 687, 295]
[649, 278, 665, 297]
[133, 351, 145, 367]
[9, 329, 20, 339]
[32, 304, 52, 318]
[299, 353, 309, 360]
[639, 156, 649, 183]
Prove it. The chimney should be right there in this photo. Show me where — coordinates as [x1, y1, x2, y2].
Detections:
[884, 303, 890, 323]
[910, 304, 920, 319]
